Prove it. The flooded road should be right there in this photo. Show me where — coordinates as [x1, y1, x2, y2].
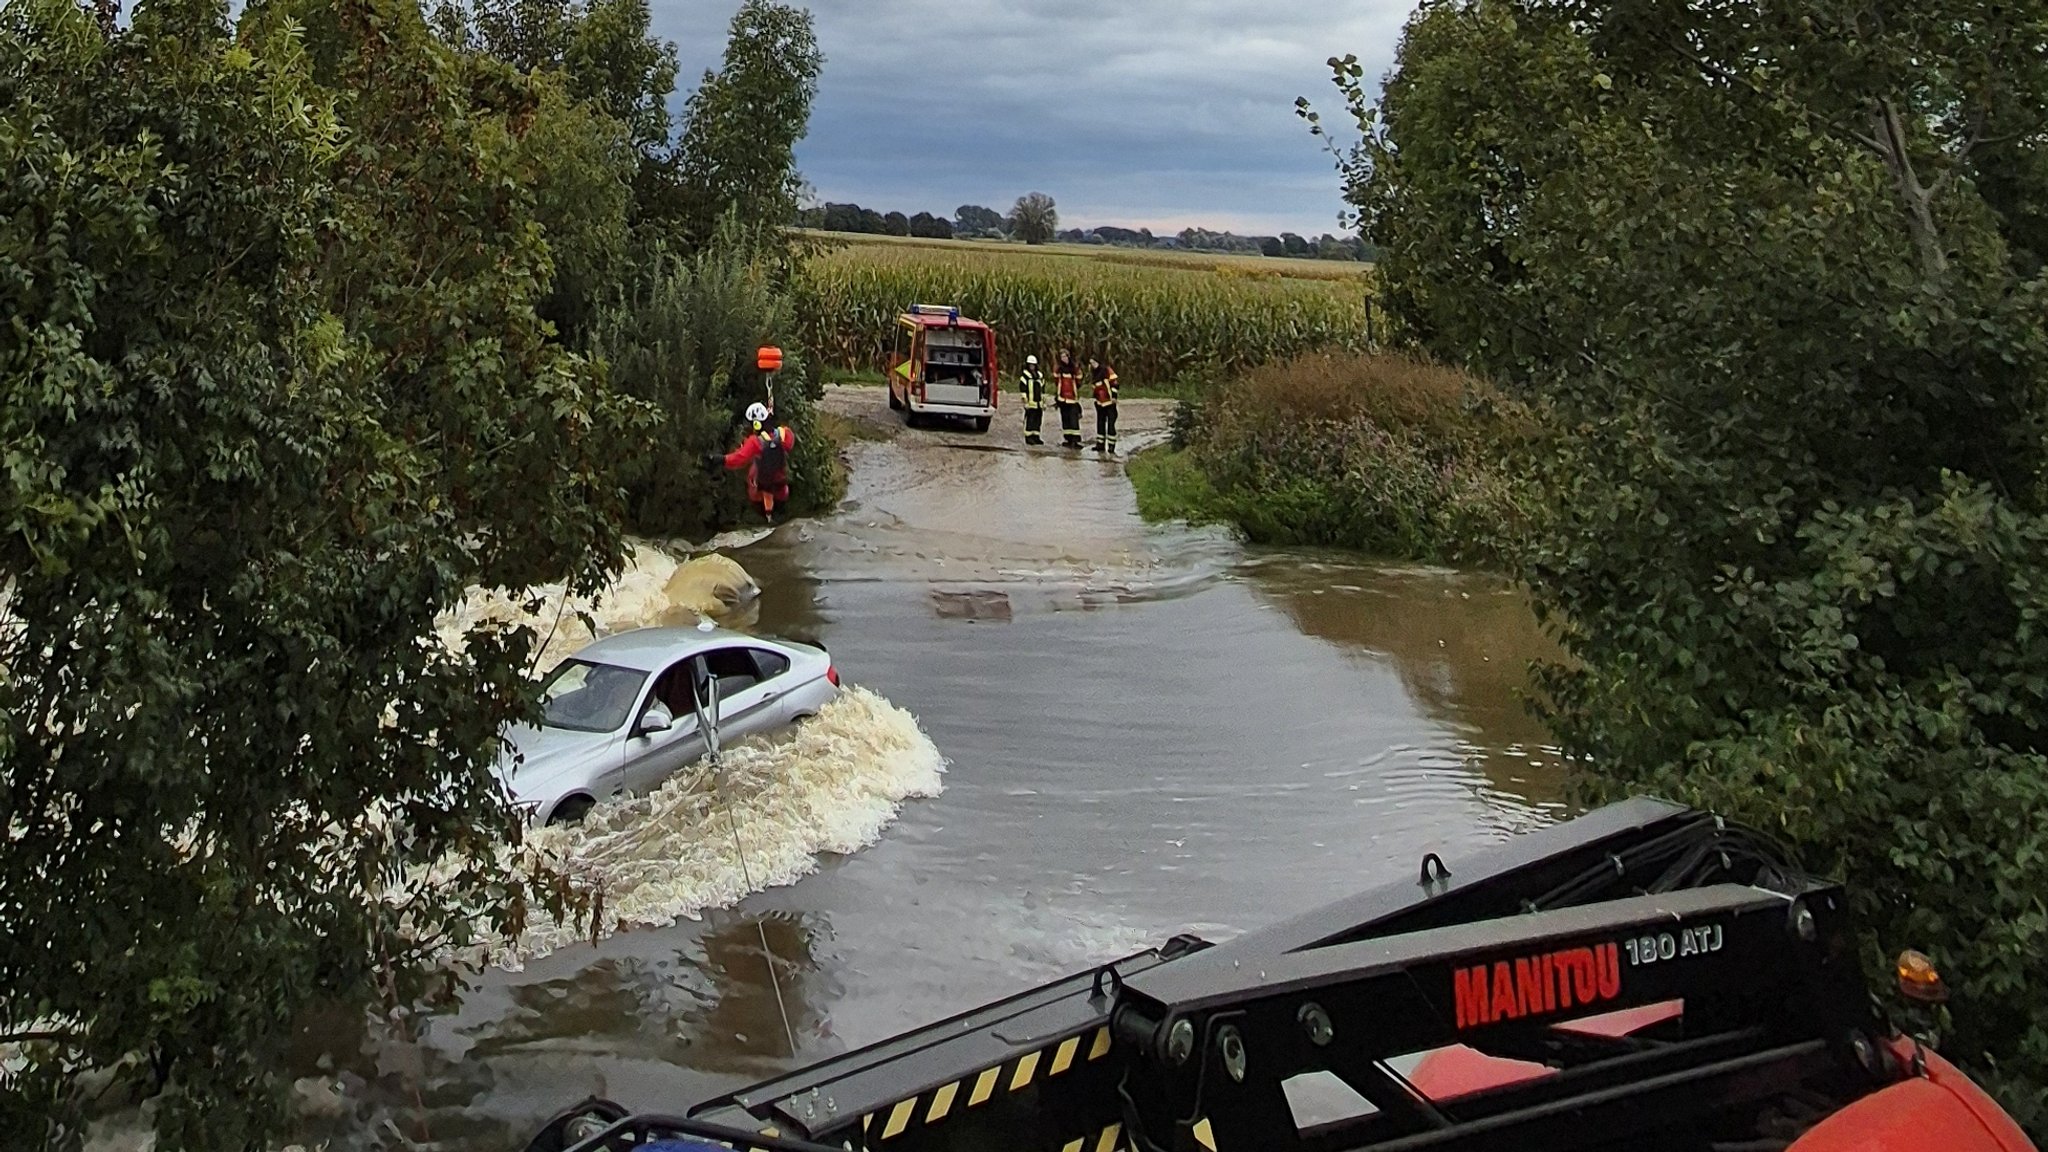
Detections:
[311, 386, 1567, 1150]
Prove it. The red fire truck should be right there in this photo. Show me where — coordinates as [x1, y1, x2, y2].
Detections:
[886, 304, 998, 432]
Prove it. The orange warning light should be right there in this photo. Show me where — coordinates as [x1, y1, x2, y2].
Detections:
[1896, 950, 1948, 1004]
[756, 345, 784, 372]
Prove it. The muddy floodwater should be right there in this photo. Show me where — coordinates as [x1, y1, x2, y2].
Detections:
[307, 387, 1568, 1151]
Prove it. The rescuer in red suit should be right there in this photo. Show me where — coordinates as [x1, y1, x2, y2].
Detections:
[708, 401, 795, 520]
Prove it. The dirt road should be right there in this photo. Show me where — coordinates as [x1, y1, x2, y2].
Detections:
[819, 383, 1175, 453]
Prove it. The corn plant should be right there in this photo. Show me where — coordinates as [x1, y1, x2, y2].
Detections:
[794, 243, 1375, 385]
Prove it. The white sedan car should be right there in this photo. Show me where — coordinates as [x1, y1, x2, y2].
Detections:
[495, 626, 841, 825]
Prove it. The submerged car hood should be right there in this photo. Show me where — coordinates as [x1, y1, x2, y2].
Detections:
[495, 723, 616, 799]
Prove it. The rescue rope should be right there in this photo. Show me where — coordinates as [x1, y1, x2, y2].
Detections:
[722, 791, 801, 1057]
[695, 671, 801, 1057]
[527, 589, 572, 679]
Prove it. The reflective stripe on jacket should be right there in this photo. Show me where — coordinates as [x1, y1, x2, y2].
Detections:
[1093, 370, 1119, 406]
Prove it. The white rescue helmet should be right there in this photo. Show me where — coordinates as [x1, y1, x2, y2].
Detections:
[745, 402, 770, 425]
[1025, 354, 1038, 365]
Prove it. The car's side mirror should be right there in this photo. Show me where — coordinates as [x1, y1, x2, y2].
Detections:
[636, 702, 674, 737]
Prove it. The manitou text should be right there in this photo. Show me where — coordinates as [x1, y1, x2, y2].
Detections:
[1453, 943, 1623, 1029]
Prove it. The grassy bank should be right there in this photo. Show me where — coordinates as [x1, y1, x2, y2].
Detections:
[1129, 352, 1528, 566]
[795, 235, 1374, 388]
[1127, 445, 1227, 525]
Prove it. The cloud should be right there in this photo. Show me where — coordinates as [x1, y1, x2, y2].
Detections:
[651, 0, 1416, 236]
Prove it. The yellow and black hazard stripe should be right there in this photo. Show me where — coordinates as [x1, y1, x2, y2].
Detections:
[675, 1090, 1212, 1152]
[1058, 1123, 1128, 1152]
[859, 1024, 1115, 1146]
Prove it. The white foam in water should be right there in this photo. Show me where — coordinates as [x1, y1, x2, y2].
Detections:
[64, 542, 941, 1147]
[693, 525, 777, 552]
[435, 540, 759, 676]
[483, 685, 947, 967]
[425, 540, 945, 968]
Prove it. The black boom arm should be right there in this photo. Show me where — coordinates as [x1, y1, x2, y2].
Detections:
[530, 799, 1903, 1152]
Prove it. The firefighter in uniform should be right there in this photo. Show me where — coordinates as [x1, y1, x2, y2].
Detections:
[1089, 358, 1120, 453]
[1053, 349, 1084, 449]
[1018, 354, 1047, 445]
[709, 402, 795, 520]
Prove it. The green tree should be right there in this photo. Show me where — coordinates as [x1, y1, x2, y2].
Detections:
[581, 0, 828, 537]
[675, 0, 822, 246]
[1008, 191, 1058, 244]
[820, 201, 866, 232]
[591, 222, 836, 535]
[430, 0, 678, 156]
[427, 0, 668, 339]
[503, 70, 638, 339]
[0, 0, 645, 1145]
[1313, 0, 2048, 1126]
[954, 203, 1004, 234]
[1314, 233, 1356, 260]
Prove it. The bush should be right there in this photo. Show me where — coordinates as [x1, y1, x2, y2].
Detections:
[1168, 398, 1202, 451]
[1331, 0, 2048, 1128]
[1164, 352, 1528, 564]
[0, 1, 643, 1144]
[590, 227, 837, 536]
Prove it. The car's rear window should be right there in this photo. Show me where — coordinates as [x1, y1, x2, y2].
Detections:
[751, 648, 791, 680]
[539, 659, 647, 733]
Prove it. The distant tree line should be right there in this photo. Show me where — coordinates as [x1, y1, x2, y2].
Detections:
[798, 199, 1373, 261]
[808, 203, 957, 238]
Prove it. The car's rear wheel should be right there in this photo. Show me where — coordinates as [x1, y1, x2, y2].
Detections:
[549, 795, 594, 827]
[887, 384, 902, 411]
[972, 417, 991, 433]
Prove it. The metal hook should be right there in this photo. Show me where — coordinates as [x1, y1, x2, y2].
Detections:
[1092, 963, 1127, 1004]
[1418, 853, 1452, 886]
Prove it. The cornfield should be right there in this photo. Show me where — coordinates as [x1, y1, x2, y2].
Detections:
[795, 242, 1375, 386]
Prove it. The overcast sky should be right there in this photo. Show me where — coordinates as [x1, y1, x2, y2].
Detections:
[652, 0, 1416, 237]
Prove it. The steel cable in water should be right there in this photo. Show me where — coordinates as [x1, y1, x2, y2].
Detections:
[693, 666, 800, 1057]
